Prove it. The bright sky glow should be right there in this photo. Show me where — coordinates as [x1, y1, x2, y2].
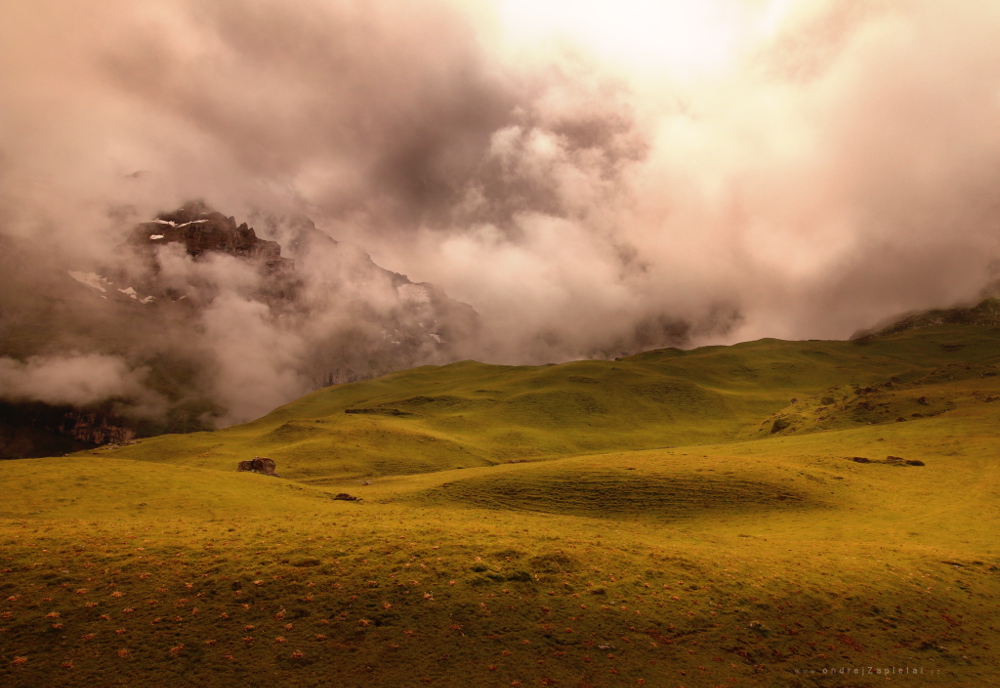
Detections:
[493, 0, 804, 79]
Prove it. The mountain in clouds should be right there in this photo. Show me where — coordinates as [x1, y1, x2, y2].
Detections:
[130, 202, 295, 275]
[0, 201, 479, 458]
[851, 296, 1000, 341]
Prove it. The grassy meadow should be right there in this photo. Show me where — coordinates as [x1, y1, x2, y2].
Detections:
[2, 325, 999, 686]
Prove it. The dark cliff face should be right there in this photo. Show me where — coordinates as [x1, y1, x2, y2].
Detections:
[0, 402, 135, 459]
[118, 200, 302, 306]
[129, 201, 291, 273]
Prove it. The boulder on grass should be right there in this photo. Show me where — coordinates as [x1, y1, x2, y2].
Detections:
[237, 457, 278, 476]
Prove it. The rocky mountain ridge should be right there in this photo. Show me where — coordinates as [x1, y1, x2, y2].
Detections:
[131, 202, 291, 271]
[0, 201, 480, 457]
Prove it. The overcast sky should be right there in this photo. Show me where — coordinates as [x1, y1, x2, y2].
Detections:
[3, 0, 1000, 365]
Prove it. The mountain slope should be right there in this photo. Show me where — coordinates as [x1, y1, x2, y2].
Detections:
[852, 296, 1000, 339]
[98, 325, 1000, 482]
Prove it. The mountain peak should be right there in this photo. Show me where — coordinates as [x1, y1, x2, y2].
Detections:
[128, 200, 291, 274]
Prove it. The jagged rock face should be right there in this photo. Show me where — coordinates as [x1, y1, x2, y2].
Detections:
[129, 201, 292, 274]
[58, 410, 136, 446]
[0, 402, 134, 459]
[118, 201, 303, 306]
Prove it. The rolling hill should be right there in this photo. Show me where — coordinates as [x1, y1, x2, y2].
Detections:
[2, 323, 999, 686]
[98, 322, 1000, 480]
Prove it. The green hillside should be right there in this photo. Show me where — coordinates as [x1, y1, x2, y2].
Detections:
[2, 325, 999, 686]
[97, 325, 1000, 482]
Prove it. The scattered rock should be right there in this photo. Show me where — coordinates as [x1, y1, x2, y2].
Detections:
[333, 493, 360, 501]
[917, 396, 929, 406]
[237, 457, 278, 476]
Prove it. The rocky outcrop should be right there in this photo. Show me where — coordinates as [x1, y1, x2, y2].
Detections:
[0, 401, 135, 459]
[58, 410, 135, 446]
[237, 457, 278, 476]
[128, 201, 293, 274]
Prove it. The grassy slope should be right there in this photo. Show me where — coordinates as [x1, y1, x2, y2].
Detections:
[1, 326, 999, 687]
[96, 326, 1000, 481]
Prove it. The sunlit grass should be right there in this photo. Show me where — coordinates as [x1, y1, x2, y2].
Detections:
[2, 325, 999, 686]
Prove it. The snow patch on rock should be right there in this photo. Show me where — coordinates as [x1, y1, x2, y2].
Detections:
[68, 271, 110, 293]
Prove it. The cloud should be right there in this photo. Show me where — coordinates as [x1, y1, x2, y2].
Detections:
[198, 292, 309, 427]
[0, 353, 161, 413]
[3, 0, 1000, 423]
